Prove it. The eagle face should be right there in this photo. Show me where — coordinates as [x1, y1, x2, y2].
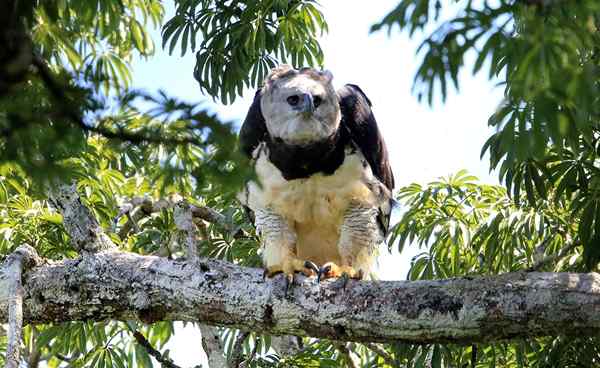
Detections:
[260, 66, 341, 146]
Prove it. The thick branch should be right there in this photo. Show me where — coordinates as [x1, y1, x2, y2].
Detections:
[1, 251, 600, 344]
[48, 184, 115, 253]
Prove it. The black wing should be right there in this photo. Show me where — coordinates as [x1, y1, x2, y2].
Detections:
[239, 89, 267, 158]
[338, 84, 394, 191]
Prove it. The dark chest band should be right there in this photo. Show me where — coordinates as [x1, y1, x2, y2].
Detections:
[265, 126, 351, 181]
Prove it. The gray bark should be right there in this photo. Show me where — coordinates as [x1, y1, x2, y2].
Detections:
[48, 184, 115, 253]
[1, 250, 599, 344]
[199, 324, 228, 368]
[2, 245, 42, 368]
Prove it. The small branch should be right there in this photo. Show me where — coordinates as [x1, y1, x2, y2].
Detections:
[54, 352, 80, 362]
[527, 241, 580, 272]
[241, 340, 258, 368]
[334, 342, 359, 368]
[31, 56, 199, 147]
[471, 344, 477, 368]
[228, 331, 250, 368]
[113, 196, 244, 240]
[173, 201, 199, 260]
[132, 330, 182, 368]
[27, 326, 42, 368]
[4, 245, 42, 368]
[199, 324, 228, 368]
[48, 183, 115, 253]
[364, 343, 395, 367]
[271, 335, 302, 358]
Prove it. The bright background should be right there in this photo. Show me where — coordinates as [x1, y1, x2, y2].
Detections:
[131, 1, 503, 365]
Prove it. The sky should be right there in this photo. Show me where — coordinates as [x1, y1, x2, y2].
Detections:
[130, 1, 504, 365]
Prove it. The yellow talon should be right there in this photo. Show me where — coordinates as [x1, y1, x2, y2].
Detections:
[263, 258, 319, 279]
[318, 262, 364, 282]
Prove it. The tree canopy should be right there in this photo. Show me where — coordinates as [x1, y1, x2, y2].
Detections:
[1, 0, 600, 367]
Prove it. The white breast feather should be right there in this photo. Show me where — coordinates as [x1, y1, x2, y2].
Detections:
[240, 144, 382, 265]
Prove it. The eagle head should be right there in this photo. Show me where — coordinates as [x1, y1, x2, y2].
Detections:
[260, 65, 341, 146]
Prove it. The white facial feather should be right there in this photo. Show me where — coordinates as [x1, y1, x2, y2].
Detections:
[260, 66, 341, 145]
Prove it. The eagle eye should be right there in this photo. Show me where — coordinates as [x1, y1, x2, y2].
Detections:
[287, 95, 300, 106]
[313, 96, 322, 108]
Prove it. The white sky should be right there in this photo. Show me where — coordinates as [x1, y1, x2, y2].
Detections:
[131, 1, 503, 365]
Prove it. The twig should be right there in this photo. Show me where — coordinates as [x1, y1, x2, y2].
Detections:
[173, 200, 199, 260]
[228, 331, 250, 368]
[527, 241, 580, 272]
[334, 342, 359, 368]
[27, 326, 42, 368]
[271, 335, 302, 358]
[132, 330, 182, 368]
[4, 245, 42, 368]
[113, 196, 246, 240]
[54, 352, 79, 362]
[241, 339, 259, 368]
[364, 343, 396, 367]
[31, 55, 200, 147]
[199, 325, 228, 368]
[471, 344, 477, 368]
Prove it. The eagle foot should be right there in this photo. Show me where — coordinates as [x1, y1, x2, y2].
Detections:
[317, 262, 364, 283]
[263, 259, 319, 297]
[262, 259, 319, 280]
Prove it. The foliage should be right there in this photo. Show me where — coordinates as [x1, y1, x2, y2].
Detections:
[373, 0, 600, 268]
[163, 0, 327, 104]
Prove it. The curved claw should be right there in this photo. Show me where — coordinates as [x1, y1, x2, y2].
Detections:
[317, 264, 332, 283]
[304, 260, 319, 276]
[318, 262, 364, 282]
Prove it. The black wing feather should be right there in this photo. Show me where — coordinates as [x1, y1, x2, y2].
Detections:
[239, 89, 267, 158]
[338, 84, 395, 191]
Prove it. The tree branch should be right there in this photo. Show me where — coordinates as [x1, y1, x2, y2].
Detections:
[31, 56, 200, 147]
[113, 196, 244, 240]
[48, 183, 115, 253]
[199, 325, 228, 368]
[364, 343, 396, 367]
[271, 335, 301, 358]
[132, 330, 182, 368]
[228, 331, 250, 368]
[527, 240, 580, 272]
[3, 245, 42, 368]
[1, 250, 600, 344]
[334, 342, 359, 368]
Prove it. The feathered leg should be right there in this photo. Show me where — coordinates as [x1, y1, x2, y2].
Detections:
[255, 208, 319, 285]
[319, 203, 381, 281]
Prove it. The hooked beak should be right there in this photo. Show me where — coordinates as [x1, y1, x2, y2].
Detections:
[299, 93, 314, 117]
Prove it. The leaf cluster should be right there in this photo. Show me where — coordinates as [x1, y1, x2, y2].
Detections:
[374, 0, 600, 269]
[163, 0, 327, 103]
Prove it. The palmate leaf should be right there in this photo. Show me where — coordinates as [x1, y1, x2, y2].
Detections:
[376, 0, 600, 272]
[163, 0, 328, 104]
[392, 172, 576, 279]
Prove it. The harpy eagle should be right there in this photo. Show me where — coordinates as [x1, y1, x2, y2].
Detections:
[238, 65, 394, 284]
